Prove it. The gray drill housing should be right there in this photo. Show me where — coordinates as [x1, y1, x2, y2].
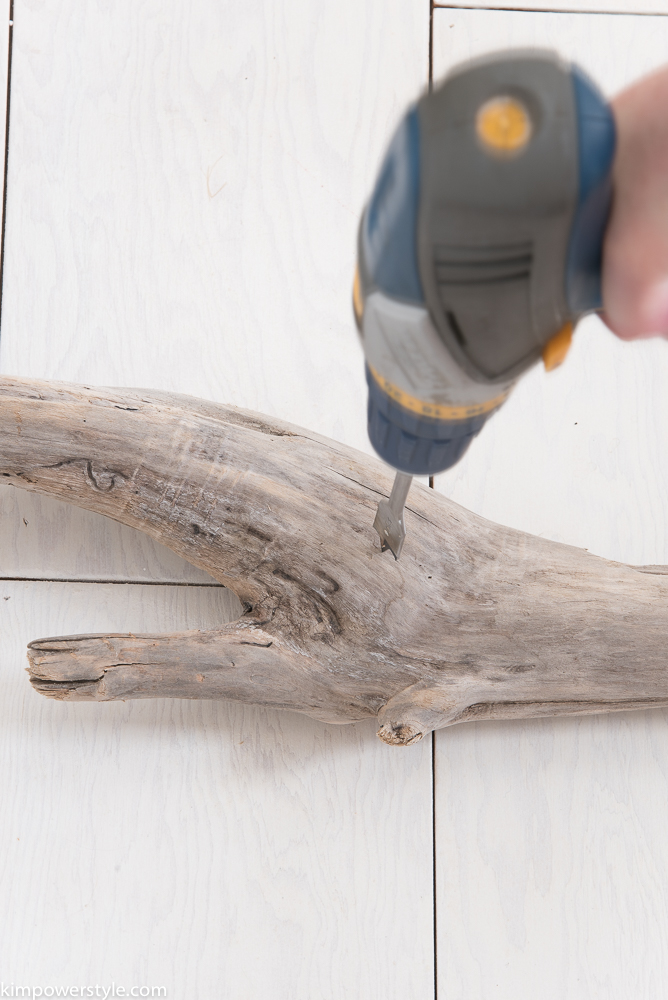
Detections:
[417, 51, 579, 384]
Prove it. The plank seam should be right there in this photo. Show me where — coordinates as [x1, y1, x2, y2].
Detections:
[0, 576, 225, 587]
[429, 0, 435, 90]
[432, 731, 438, 1000]
[0, 0, 13, 335]
[433, 3, 668, 14]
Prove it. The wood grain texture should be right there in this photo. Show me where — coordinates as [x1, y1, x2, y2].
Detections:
[433, 10, 668, 567]
[0, 0, 428, 430]
[0, 580, 433, 997]
[434, 712, 668, 999]
[3, 375, 668, 746]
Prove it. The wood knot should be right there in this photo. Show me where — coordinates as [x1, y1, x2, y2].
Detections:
[376, 722, 424, 746]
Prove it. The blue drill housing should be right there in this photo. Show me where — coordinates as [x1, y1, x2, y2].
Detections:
[366, 366, 489, 476]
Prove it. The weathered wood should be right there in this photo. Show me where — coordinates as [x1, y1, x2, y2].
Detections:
[2, 374, 668, 745]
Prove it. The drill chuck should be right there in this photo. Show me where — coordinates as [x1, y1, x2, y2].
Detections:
[366, 361, 500, 476]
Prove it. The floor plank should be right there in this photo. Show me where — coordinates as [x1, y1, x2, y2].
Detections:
[0, 580, 434, 998]
[0, 0, 429, 582]
[435, 713, 668, 999]
[0, 0, 428, 436]
[433, 8, 668, 567]
[433, 11, 668, 997]
[0, 5, 436, 995]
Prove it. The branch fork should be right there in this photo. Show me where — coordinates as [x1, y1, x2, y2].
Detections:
[2, 375, 666, 745]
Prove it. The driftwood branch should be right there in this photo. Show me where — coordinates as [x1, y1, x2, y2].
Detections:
[2, 375, 668, 745]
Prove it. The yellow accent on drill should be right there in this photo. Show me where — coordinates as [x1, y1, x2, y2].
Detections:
[476, 96, 532, 156]
[368, 365, 511, 421]
[542, 322, 573, 371]
[352, 267, 364, 324]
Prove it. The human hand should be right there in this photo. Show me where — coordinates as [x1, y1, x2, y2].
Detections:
[602, 65, 668, 340]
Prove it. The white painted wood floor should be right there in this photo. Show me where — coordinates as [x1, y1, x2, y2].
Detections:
[1, 2, 668, 997]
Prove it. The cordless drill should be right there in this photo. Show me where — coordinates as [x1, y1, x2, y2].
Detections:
[353, 50, 615, 557]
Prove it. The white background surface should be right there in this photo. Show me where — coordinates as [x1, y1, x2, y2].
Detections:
[1, 1, 668, 997]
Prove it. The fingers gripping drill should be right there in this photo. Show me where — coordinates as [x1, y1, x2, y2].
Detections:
[353, 51, 615, 558]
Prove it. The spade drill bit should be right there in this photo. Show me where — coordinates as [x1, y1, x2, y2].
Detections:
[374, 471, 413, 560]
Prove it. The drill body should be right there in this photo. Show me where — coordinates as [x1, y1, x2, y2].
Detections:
[354, 51, 616, 487]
